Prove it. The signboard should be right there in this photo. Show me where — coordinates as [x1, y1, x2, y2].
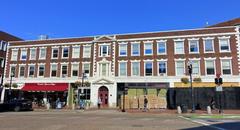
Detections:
[216, 85, 223, 92]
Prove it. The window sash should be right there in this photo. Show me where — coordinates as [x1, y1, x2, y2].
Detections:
[204, 39, 214, 52]
[119, 62, 127, 76]
[51, 64, 57, 77]
[176, 61, 184, 75]
[61, 65, 68, 76]
[11, 50, 18, 60]
[30, 49, 36, 60]
[39, 48, 46, 59]
[144, 43, 153, 55]
[145, 62, 152, 76]
[158, 42, 166, 54]
[206, 61, 215, 75]
[72, 47, 80, 58]
[10, 66, 16, 77]
[189, 40, 198, 53]
[132, 62, 140, 76]
[21, 50, 27, 60]
[63, 48, 69, 58]
[38, 65, 45, 76]
[175, 41, 184, 54]
[29, 66, 35, 77]
[119, 44, 127, 56]
[222, 60, 231, 74]
[83, 64, 90, 74]
[83, 46, 91, 57]
[131, 44, 140, 56]
[72, 64, 79, 76]
[19, 66, 25, 77]
[52, 48, 58, 58]
[158, 62, 166, 74]
[220, 39, 230, 51]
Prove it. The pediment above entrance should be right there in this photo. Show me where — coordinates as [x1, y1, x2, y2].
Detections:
[93, 35, 116, 42]
[92, 78, 114, 85]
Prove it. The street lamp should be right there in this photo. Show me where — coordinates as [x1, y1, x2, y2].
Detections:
[9, 72, 14, 101]
[122, 84, 128, 112]
[187, 61, 195, 113]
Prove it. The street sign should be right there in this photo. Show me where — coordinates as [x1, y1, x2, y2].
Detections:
[216, 85, 223, 92]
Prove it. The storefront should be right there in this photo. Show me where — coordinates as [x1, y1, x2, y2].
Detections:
[21, 83, 69, 109]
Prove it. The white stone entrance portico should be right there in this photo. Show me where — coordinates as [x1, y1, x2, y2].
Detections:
[91, 78, 117, 108]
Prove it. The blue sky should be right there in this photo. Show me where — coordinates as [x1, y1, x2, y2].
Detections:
[0, 0, 239, 40]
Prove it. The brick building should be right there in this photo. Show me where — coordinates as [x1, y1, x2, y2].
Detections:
[4, 18, 240, 109]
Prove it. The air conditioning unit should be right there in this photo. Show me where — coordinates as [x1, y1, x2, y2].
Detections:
[62, 74, 67, 78]
[159, 73, 165, 76]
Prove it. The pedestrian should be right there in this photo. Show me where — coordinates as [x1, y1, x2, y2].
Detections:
[143, 95, 148, 112]
[98, 97, 102, 109]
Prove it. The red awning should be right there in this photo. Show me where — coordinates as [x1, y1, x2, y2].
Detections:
[22, 83, 68, 92]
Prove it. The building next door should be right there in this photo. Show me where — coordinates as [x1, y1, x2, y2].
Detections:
[98, 86, 108, 107]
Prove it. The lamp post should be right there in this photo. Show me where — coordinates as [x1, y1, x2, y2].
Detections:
[187, 61, 195, 113]
[215, 74, 223, 114]
[9, 72, 14, 101]
[78, 73, 86, 109]
[122, 84, 128, 112]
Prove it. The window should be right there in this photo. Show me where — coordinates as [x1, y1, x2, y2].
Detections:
[51, 64, 57, 77]
[204, 39, 214, 52]
[10, 66, 16, 77]
[219, 39, 230, 52]
[99, 45, 110, 57]
[175, 41, 184, 54]
[189, 40, 199, 53]
[119, 62, 127, 76]
[83, 63, 90, 75]
[39, 48, 46, 59]
[61, 65, 68, 77]
[119, 44, 127, 56]
[192, 61, 200, 75]
[79, 88, 91, 100]
[131, 62, 140, 76]
[30, 49, 36, 60]
[21, 49, 27, 60]
[72, 46, 80, 58]
[100, 63, 108, 76]
[131, 43, 140, 56]
[221, 60, 231, 75]
[205, 60, 215, 75]
[19, 66, 25, 77]
[175, 61, 185, 75]
[145, 62, 152, 76]
[62, 47, 69, 58]
[52, 48, 59, 59]
[157, 41, 166, 54]
[83, 46, 91, 58]
[72, 64, 79, 77]
[0, 41, 7, 51]
[38, 65, 45, 77]
[11, 50, 18, 61]
[158, 61, 166, 75]
[0, 58, 4, 68]
[28, 65, 35, 77]
[144, 43, 153, 55]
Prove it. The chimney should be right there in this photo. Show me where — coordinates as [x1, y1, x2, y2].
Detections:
[38, 35, 48, 40]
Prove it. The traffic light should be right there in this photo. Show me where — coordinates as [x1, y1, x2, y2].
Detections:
[215, 78, 223, 85]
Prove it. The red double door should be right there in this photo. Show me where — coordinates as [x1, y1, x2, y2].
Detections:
[98, 86, 109, 107]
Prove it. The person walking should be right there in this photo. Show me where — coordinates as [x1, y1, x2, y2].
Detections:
[143, 96, 148, 112]
[98, 97, 102, 109]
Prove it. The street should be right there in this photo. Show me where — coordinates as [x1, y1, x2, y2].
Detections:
[0, 110, 240, 130]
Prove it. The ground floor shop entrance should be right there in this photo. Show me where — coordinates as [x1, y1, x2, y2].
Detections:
[117, 83, 169, 109]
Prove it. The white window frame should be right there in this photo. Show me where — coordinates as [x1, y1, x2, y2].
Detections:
[82, 62, 90, 77]
[29, 48, 36, 60]
[9, 65, 16, 78]
[20, 49, 27, 60]
[157, 40, 167, 55]
[18, 65, 25, 78]
[62, 46, 69, 58]
[188, 39, 199, 54]
[11, 49, 18, 61]
[119, 43, 128, 57]
[175, 59, 185, 76]
[219, 37, 231, 53]
[131, 42, 140, 56]
[39, 47, 46, 60]
[144, 42, 153, 55]
[83, 45, 91, 58]
[220, 58, 232, 75]
[174, 40, 184, 54]
[51, 47, 59, 59]
[203, 38, 215, 53]
[28, 64, 35, 78]
[38, 64, 45, 77]
[72, 46, 80, 58]
[157, 60, 167, 76]
[144, 61, 153, 76]
[50, 63, 58, 78]
[99, 44, 110, 57]
[131, 61, 140, 76]
[118, 61, 127, 77]
[204, 59, 216, 76]
[189, 59, 201, 75]
[61, 63, 68, 78]
[71, 63, 79, 77]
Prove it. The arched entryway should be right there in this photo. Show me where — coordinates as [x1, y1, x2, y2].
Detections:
[98, 86, 109, 107]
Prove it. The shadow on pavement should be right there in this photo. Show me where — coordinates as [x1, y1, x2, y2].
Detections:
[181, 122, 240, 130]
